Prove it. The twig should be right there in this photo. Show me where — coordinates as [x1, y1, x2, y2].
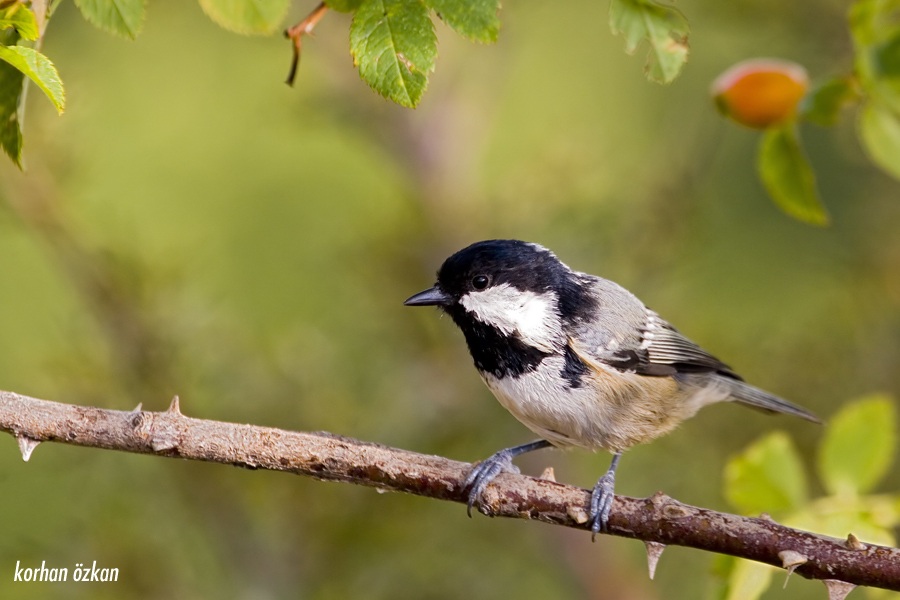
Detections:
[1, 389, 898, 591]
[284, 2, 329, 86]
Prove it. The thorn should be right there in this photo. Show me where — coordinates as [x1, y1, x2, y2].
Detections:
[844, 533, 865, 550]
[166, 395, 182, 415]
[566, 505, 589, 524]
[539, 466, 556, 482]
[777, 550, 808, 588]
[129, 402, 143, 415]
[16, 434, 40, 462]
[644, 541, 666, 580]
[758, 512, 776, 522]
[778, 549, 808, 569]
[823, 580, 856, 600]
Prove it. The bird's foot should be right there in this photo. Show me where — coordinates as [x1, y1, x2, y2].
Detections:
[589, 469, 616, 540]
[463, 449, 521, 517]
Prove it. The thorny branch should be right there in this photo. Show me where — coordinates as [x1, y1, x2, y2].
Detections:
[2, 389, 898, 594]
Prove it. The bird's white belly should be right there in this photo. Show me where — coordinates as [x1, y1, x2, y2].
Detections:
[481, 356, 613, 450]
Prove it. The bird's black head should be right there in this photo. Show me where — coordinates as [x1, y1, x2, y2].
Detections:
[404, 240, 568, 309]
[404, 240, 593, 379]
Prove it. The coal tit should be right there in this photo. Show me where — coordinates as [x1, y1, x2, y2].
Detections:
[405, 239, 820, 536]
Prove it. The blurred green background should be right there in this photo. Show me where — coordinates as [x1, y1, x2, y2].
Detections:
[1, 0, 898, 598]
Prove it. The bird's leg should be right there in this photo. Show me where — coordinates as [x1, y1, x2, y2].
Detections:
[464, 439, 553, 517]
[589, 451, 622, 539]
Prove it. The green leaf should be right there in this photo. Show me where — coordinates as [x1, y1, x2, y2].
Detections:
[723, 560, 774, 600]
[609, 0, 689, 84]
[198, 0, 290, 35]
[849, 0, 900, 112]
[874, 31, 900, 77]
[325, 0, 364, 13]
[424, 0, 499, 43]
[859, 100, 900, 180]
[757, 123, 828, 226]
[74, 0, 145, 39]
[350, 0, 437, 108]
[788, 500, 897, 547]
[800, 76, 859, 127]
[818, 394, 896, 497]
[0, 44, 64, 113]
[848, 0, 900, 48]
[0, 37, 25, 167]
[0, 5, 39, 41]
[724, 431, 808, 515]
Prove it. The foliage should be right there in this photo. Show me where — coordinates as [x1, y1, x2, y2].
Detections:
[609, 0, 689, 84]
[73, 0, 146, 39]
[0, 2, 61, 165]
[710, 0, 900, 226]
[757, 124, 826, 226]
[717, 395, 899, 600]
[0, 0, 691, 165]
[349, 0, 437, 107]
[198, 0, 291, 35]
[0, 0, 897, 230]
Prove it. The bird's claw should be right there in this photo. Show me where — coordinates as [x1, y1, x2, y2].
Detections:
[463, 449, 521, 517]
[589, 470, 616, 540]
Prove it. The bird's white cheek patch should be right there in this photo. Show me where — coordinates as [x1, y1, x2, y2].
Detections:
[460, 283, 563, 350]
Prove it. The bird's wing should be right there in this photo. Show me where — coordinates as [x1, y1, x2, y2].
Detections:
[568, 310, 821, 423]
[570, 308, 739, 379]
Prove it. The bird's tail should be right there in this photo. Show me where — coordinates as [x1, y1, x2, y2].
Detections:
[729, 379, 822, 424]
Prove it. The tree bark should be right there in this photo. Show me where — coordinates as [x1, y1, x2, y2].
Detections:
[1, 389, 897, 592]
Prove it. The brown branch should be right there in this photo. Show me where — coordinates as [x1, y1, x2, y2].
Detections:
[284, 2, 329, 86]
[2, 389, 898, 592]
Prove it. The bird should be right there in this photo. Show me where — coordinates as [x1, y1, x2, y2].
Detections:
[404, 239, 820, 536]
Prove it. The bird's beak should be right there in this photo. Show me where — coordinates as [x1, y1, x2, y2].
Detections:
[404, 286, 452, 307]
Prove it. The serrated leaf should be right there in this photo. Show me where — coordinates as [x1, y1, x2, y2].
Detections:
[859, 100, 900, 180]
[199, 0, 290, 35]
[424, 0, 499, 43]
[0, 5, 39, 41]
[609, 0, 689, 84]
[350, 0, 437, 108]
[800, 76, 859, 127]
[757, 123, 828, 226]
[818, 394, 896, 497]
[0, 44, 64, 113]
[74, 0, 145, 39]
[0, 40, 25, 167]
[724, 431, 808, 515]
[325, 0, 363, 13]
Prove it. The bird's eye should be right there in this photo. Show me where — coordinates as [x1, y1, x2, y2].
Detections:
[471, 275, 490, 290]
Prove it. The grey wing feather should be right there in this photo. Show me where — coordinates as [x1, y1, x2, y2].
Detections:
[568, 277, 735, 377]
[569, 277, 821, 423]
[639, 312, 740, 378]
[584, 308, 738, 378]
